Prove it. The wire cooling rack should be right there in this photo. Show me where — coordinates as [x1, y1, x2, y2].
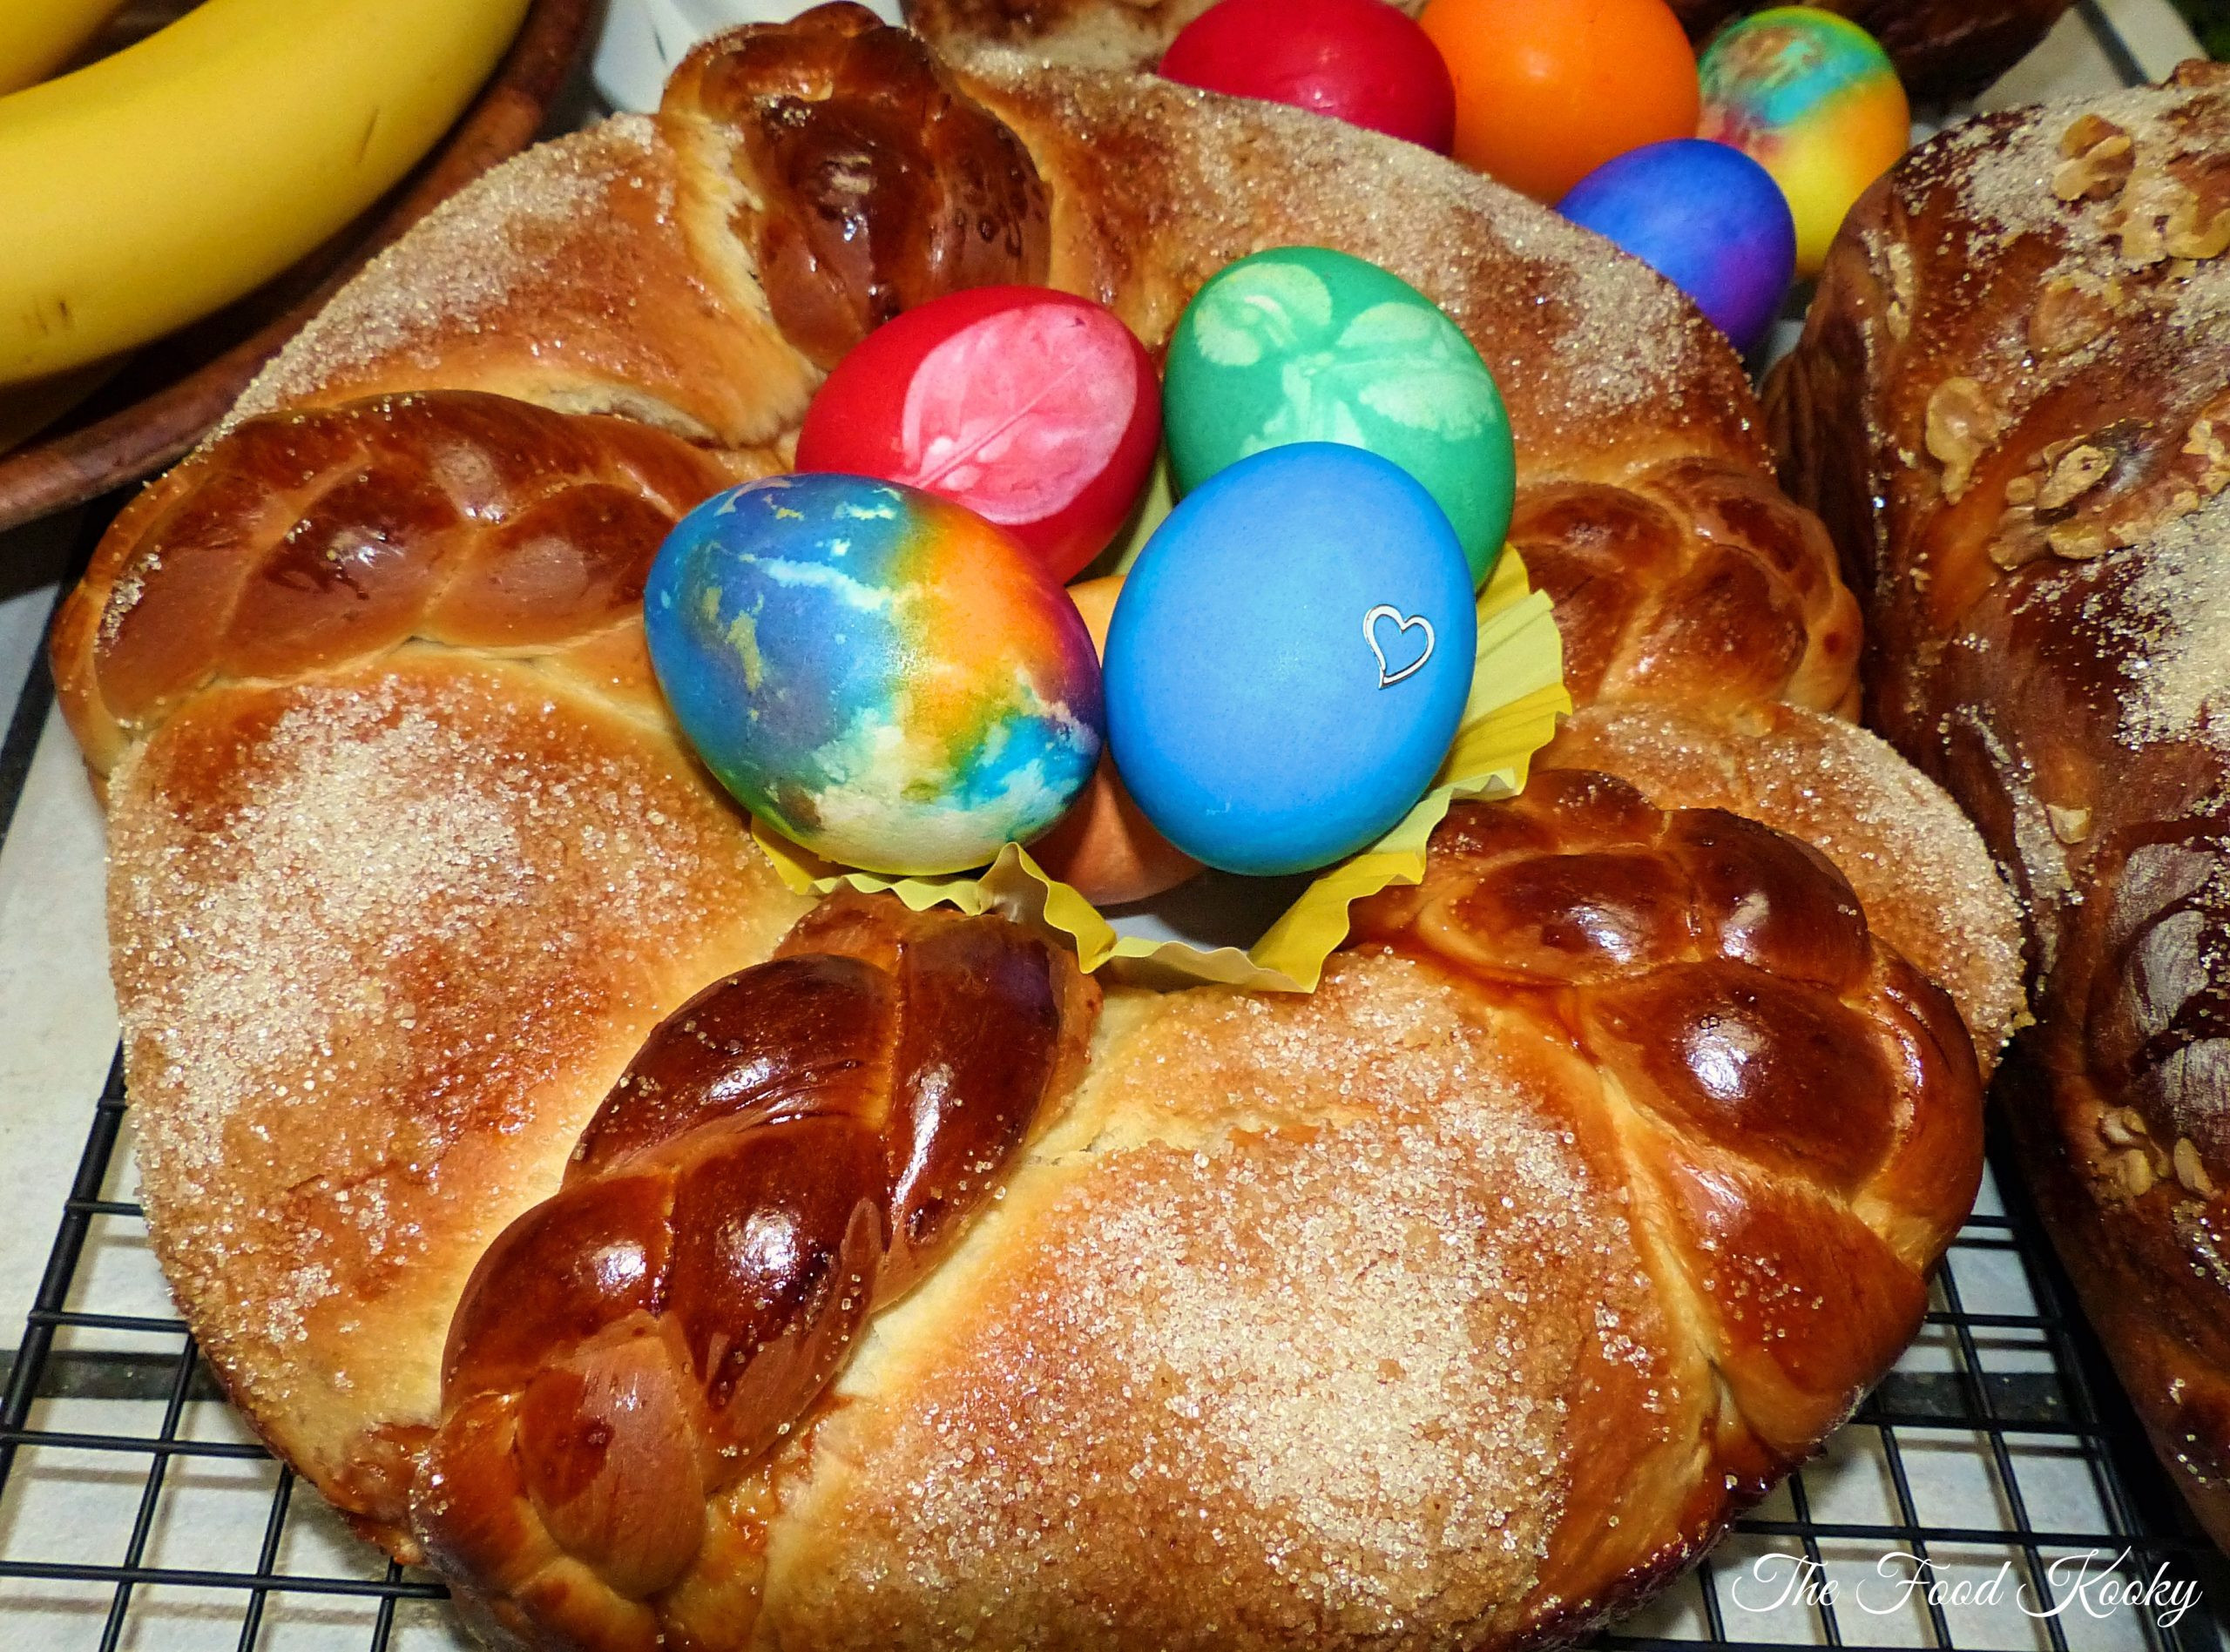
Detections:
[3, 512, 2227, 1652]
[3, 1027, 2227, 1649]
[5, 1, 2230, 1636]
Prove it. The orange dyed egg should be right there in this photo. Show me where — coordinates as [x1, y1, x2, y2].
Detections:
[1420, 0, 1701, 202]
[1028, 576, 1203, 907]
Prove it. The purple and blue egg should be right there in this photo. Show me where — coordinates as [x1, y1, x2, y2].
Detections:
[1105, 443, 1476, 878]
[1558, 138, 1797, 354]
[645, 473, 1104, 876]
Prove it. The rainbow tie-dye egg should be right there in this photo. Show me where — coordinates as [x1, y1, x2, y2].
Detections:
[645, 474, 1105, 877]
[1698, 6, 1909, 279]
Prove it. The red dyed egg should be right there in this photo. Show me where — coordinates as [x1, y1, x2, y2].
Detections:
[795, 287, 1161, 583]
[1159, 0, 1456, 153]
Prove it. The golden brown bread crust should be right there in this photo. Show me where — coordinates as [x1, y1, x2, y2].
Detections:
[902, 0, 2071, 104]
[1767, 61, 2230, 1543]
[54, 392, 767, 783]
[223, 118, 821, 448]
[419, 896, 1099, 1649]
[767, 947, 1670, 1652]
[1511, 458, 1861, 719]
[741, 778, 1977, 1652]
[732, 779, 1983, 1652]
[105, 649, 814, 1552]
[55, 390, 814, 1552]
[50, 9, 2020, 1646]
[664, 12, 1052, 369]
[444, 776, 1981, 1651]
[1542, 700, 2026, 1066]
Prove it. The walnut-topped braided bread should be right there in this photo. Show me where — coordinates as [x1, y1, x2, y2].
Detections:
[1769, 61, 2230, 1546]
[53, 7, 2020, 1647]
[901, 0, 2071, 103]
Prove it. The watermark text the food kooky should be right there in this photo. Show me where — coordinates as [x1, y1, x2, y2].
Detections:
[1731, 1549, 2203, 1629]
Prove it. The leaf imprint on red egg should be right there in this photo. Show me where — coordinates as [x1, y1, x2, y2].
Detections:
[898, 307, 1137, 523]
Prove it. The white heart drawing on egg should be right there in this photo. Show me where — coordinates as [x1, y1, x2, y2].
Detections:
[1364, 604, 1436, 689]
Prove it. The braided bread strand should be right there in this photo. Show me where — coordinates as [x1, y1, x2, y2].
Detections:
[54, 392, 767, 782]
[1332, 771, 1981, 1631]
[417, 895, 1096, 1648]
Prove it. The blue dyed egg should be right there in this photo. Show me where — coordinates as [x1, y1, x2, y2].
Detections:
[1104, 444, 1475, 877]
[645, 474, 1105, 876]
[1558, 138, 1797, 354]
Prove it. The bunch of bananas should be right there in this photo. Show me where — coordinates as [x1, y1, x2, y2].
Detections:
[0, 0, 528, 412]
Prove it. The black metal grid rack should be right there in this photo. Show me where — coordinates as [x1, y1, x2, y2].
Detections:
[1, 509, 2227, 1652]
[5, 2, 2230, 1637]
[4, 1036, 2227, 1651]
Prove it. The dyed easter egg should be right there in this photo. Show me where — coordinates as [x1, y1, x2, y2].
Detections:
[1159, 0, 1456, 152]
[1105, 445, 1476, 877]
[1699, 7, 1910, 279]
[645, 475, 1104, 876]
[794, 287, 1160, 583]
[1419, 0, 1699, 201]
[1559, 139, 1798, 353]
[1164, 246, 1512, 588]
[1026, 575, 1204, 907]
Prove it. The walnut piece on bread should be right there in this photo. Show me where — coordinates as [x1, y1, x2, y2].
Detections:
[1770, 65, 2230, 1547]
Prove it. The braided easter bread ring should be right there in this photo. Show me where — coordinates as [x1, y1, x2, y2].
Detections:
[52, 8, 2022, 1649]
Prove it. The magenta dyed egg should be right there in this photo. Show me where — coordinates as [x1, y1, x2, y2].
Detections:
[1160, 0, 1456, 153]
[795, 286, 1160, 583]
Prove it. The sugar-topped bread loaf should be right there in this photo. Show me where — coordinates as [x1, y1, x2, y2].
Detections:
[53, 8, 2020, 1646]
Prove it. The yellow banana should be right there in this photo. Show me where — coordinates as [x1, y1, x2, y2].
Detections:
[0, 0, 122, 97]
[0, 0, 528, 387]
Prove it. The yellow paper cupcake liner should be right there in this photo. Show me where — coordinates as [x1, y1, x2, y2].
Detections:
[753, 548, 1570, 993]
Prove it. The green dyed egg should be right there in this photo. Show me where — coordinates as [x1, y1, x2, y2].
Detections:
[1164, 245, 1515, 587]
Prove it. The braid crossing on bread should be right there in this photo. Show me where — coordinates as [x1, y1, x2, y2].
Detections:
[420, 897, 1096, 1649]
[51, 7, 2022, 1648]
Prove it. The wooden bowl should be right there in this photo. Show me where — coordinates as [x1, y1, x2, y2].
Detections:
[0, 0, 598, 535]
